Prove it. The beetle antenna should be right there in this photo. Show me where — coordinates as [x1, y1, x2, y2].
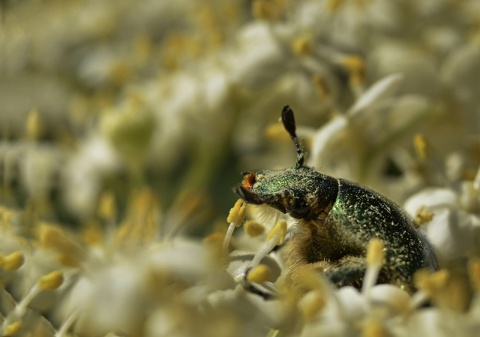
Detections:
[281, 105, 304, 167]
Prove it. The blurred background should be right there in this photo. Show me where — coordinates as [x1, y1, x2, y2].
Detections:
[1, 1, 480, 336]
[0, 0, 479, 234]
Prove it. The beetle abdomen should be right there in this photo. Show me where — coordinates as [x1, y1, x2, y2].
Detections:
[326, 179, 438, 284]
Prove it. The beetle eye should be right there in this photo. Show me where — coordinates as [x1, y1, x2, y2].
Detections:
[290, 198, 310, 218]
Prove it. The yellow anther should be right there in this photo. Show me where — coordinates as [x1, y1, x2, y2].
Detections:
[39, 224, 84, 267]
[414, 134, 429, 160]
[203, 232, 225, 248]
[366, 238, 385, 267]
[414, 205, 434, 226]
[108, 60, 133, 85]
[247, 264, 271, 283]
[312, 74, 332, 100]
[244, 220, 265, 237]
[3, 251, 25, 271]
[327, 0, 343, 12]
[468, 257, 480, 291]
[362, 318, 387, 337]
[341, 55, 364, 73]
[4, 321, 22, 336]
[26, 108, 43, 140]
[341, 55, 366, 86]
[38, 270, 64, 290]
[414, 269, 449, 298]
[252, 0, 284, 20]
[266, 220, 287, 245]
[227, 199, 247, 226]
[98, 191, 117, 221]
[298, 290, 326, 321]
[292, 37, 312, 56]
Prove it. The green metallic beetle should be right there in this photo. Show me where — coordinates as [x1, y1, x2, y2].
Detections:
[234, 106, 438, 292]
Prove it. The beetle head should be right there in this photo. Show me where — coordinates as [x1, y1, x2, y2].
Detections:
[234, 106, 338, 220]
[235, 166, 337, 219]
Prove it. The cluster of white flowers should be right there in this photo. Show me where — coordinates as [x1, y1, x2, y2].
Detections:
[0, 0, 479, 336]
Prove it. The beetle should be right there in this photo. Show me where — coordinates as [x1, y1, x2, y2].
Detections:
[234, 105, 438, 292]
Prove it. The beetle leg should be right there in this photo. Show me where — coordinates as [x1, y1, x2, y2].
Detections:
[323, 256, 367, 289]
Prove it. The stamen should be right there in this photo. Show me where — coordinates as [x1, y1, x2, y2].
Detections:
[410, 269, 449, 309]
[227, 199, 247, 225]
[473, 165, 480, 190]
[362, 238, 385, 294]
[4, 321, 21, 336]
[98, 191, 117, 222]
[468, 257, 480, 291]
[39, 270, 64, 291]
[55, 310, 79, 337]
[414, 205, 434, 227]
[244, 220, 265, 237]
[2, 251, 25, 271]
[2, 270, 65, 335]
[247, 264, 271, 283]
[26, 108, 43, 140]
[312, 74, 332, 101]
[292, 37, 312, 56]
[252, 0, 284, 20]
[246, 220, 287, 271]
[362, 318, 387, 337]
[298, 290, 326, 321]
[223, 200, 247, 256]
[413, 134, 429, 160]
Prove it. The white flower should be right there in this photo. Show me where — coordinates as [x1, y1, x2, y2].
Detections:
[404, 185, 480, 262]
[62, 135, 120, 219]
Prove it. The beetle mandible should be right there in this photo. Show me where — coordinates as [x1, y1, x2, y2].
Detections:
[234, 105, 438, 292]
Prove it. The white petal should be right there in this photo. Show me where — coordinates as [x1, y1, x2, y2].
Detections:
[310, 115, 348, 168]
[403, 187, 457, 217]
[348, 73, 403, 117]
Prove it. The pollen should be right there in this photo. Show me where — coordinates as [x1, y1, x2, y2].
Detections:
[242, 173, 257, 191]
[247, 264, 271, 283]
